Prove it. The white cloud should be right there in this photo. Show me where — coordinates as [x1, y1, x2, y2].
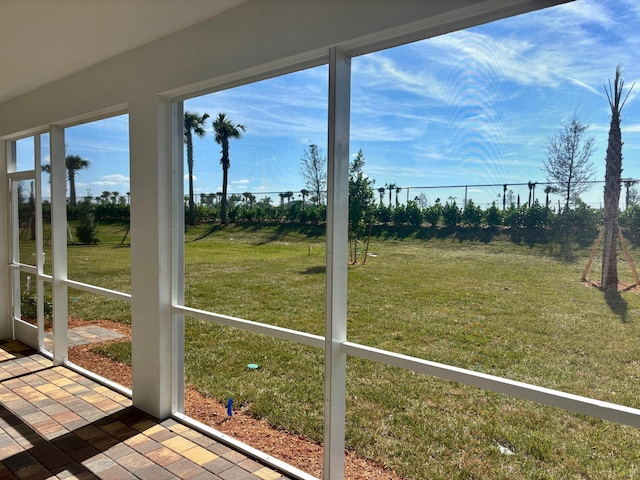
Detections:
[102, 174, 129, 183]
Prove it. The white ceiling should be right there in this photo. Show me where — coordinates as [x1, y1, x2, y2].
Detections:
[0, 0, 246, 104]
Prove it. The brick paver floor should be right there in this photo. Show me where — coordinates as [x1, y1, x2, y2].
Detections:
[43, 325, 126, 350]
[0, 339, 294, 480]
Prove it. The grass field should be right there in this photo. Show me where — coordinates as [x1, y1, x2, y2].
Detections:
[28, 221, 640, 478]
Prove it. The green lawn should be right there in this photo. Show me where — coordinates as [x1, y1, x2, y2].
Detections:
[27, 222, 640, 478]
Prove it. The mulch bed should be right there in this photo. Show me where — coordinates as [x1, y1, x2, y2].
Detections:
[67, 318, 405, 480]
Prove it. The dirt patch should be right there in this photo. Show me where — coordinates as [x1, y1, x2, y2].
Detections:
[67, 318, 404, 480]
[581, 280, 640, 292]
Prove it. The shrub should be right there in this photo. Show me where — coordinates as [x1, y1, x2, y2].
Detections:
[405, 201, 423, 227]
[523, 201, 551, 228]
[442, 201, 461, 227]
[392, 205, 409, 225]
[503, 205, 527, 228]
[375, 205, 392, 224]
[462, 200, 483, 227]
[485, 202, 503, 227]
[424, 201, 442, 227]
[21, 290, 53, 320]
[75, 208, 99, 244]
[620, 204, 640, 245]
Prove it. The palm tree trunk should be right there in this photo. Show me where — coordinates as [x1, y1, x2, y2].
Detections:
[69, 168, 76, 207]
[186, 131, 195, 226]
[601, 66, 629, 290]
[602, 109, 622, 290]
[221, 143, 230, 225]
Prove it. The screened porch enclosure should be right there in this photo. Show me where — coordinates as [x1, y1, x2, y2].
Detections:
[5, 1, 640, 479]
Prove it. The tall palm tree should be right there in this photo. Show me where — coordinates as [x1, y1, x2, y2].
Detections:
[42, 155, 90, 207]
[601, 66, 633, 290]
[184, 111, 209, 226]
[65, 155, 90, 207]
[378, 187, 385, 206]
[386, 183, 396, 208]
[300, 189, 310, 206]
[213, 113, 246, 224]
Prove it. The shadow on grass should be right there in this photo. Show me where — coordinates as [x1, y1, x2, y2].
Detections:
[371, 225, 500, 243]
[191, 221, 325, 243]
[603, 288, 629, 323]
[300, 265, 325, 275]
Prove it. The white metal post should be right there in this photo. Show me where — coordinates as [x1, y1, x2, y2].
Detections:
[130, 94, 173, 419]
[50, 126, 68, 365]
[10, 176, 20, 331]
[324, 46, 351, 480]
[35, 134, 45, 350]
[171, 100, 185, 414]
[0, 140, 13, 339]
[0, 141, 6, 338]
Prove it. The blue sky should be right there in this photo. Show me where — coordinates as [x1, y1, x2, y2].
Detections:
[24, 0, 640, 209]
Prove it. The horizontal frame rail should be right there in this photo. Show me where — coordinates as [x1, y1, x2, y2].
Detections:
[171, 305, 640, 429]
[172, 305, 324, 349]
[342, 341, 640, 428]
[63, 279, 131, 303]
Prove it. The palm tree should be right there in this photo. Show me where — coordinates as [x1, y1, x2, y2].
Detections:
[386, 183, 396, 208]
[378, 187, 385, 206]
[65, 155, 90, 207]
[184, 111, 209, 226]
[42, 155, 90, 207]
[544, 185, 555, 208]
[395, 186, 402, 207]
[602, 66, 633, 290]
[213, 113, 246, 224]
[286, 191, 294, 204]
[300, 189, 310, 206]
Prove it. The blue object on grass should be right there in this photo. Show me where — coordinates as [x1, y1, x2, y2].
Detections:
[227, 397, 233, 416]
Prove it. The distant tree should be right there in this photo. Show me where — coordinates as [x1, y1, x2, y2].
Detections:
[184, 111, 209, 226]
[485, 202, 503, 228]
[285, 191, 294, 204]
[442, 200, 461, 227]
[602, 67, 634, 290]
[544, 185, 557, 208]
[377, 187, 386, 206]
[300, 143, 327, 205]
[213, 113, 246, 225]
[300, 189, 310, 205]
[527, 181, 536, 206]
[415, 193, 428, 210]
[65, 155, 91, 207]
[395, 186, 402, 207]
[349, 149, 375, 264]
[462, 200, 483, 227]
[386, 183, 396, 208]
[542, 114, 595, 212]
[42, 155, 90, 207]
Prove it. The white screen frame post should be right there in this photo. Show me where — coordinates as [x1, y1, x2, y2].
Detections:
[324, 46, 351, 480]
[50, 125, 68, 365]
